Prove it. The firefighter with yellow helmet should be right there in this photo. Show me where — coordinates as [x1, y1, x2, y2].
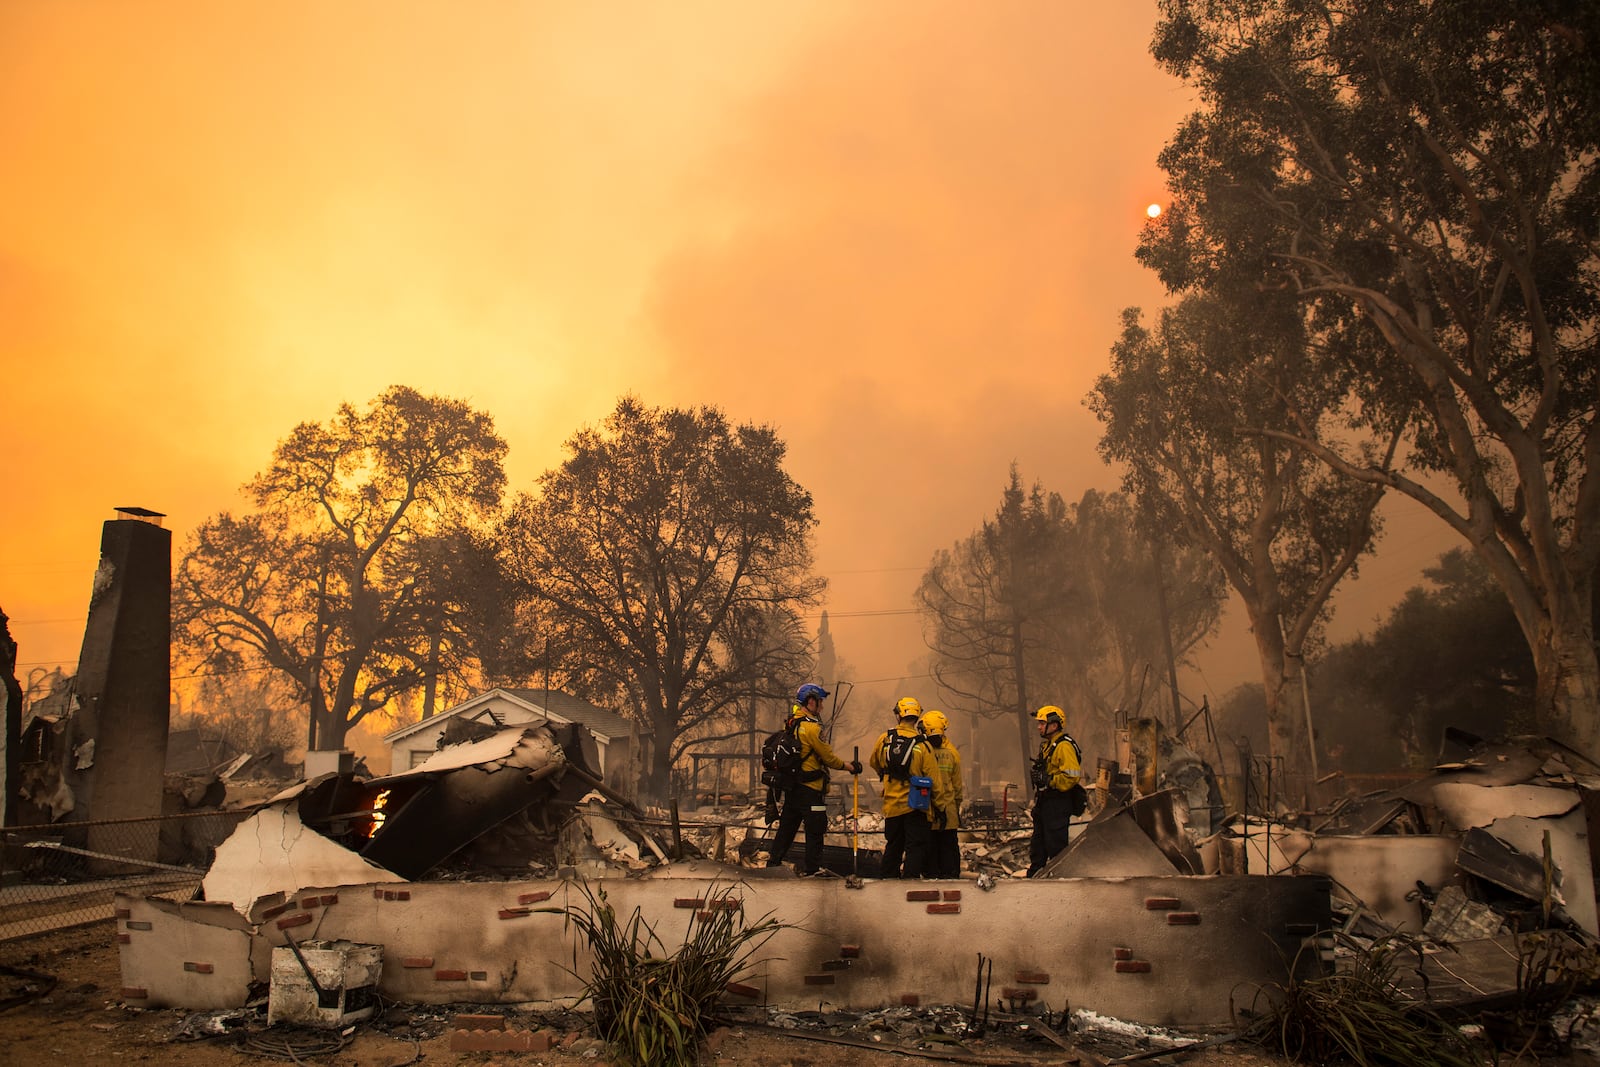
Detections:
[920, 709, 964, 877]
[1027, 705, 1085, 877]
[870, 696, 949, 878]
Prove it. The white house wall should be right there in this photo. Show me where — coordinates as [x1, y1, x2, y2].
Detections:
[200, 802, 406, 916]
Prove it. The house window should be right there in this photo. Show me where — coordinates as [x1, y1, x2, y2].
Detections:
[409, 749, 432, 769]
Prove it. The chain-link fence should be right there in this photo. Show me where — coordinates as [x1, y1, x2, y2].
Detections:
[0, 809, 255, 956]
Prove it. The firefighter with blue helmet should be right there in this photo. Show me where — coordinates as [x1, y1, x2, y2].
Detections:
[767, 683, 861, 875]
[1027, 704, 1084, 877]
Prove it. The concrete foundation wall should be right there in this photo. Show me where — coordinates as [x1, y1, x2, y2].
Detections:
[1288, 835, 1460, 931]
[119, 865, 1330, 1026]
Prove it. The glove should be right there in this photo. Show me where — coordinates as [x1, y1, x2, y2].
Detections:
[848, 760, 863, 775]
[933, 809, 947, 830]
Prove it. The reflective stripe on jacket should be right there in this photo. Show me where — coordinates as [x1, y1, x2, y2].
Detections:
[1040, 732, 1083, 794]
[794, 715, 846, 793]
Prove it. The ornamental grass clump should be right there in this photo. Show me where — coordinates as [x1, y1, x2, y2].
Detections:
[544, 880, 786, 1067]
[1238, 932, 1483, 1067]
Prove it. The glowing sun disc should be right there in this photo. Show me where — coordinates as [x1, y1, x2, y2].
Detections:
[1146, 203, 1163, 218]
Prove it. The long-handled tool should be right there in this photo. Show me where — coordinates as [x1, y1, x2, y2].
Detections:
[851, 745, 860, 877]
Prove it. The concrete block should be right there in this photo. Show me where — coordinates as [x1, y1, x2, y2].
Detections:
[267, 940, 382, 1028]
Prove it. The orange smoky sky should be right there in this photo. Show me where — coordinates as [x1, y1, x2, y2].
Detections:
[0, 1, 1460, 713]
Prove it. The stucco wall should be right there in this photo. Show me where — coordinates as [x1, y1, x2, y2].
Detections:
[118, 864, 1329, 1026]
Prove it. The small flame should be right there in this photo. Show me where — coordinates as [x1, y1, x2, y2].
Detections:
[368, 789, 390, 837]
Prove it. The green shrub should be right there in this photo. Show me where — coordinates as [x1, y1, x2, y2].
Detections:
[543, 879, 786, 1067]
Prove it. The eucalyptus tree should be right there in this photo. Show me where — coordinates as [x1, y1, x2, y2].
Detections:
[174, 386, 508, 751]
[500, 397, 824, 798]
[1144, 0, 1600, 752]
[1090, 294, 1393, 775]
[1067, 489, 1225, 729]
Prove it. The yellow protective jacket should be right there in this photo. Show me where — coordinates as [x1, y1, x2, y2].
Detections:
[792, 712, 847, 793]
[870, 724, 951, 819]
[1037, 730, 1084, 794]
[928, 738, 963, 830]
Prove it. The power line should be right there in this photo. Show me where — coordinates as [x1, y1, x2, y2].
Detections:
[803, 608, 919, 619]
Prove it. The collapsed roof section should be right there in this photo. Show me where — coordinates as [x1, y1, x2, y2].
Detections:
[201, 721, 641, 912]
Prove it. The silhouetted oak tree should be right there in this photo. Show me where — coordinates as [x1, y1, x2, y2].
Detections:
[173, 386, 508, 751]
[501, 398, 824, 798]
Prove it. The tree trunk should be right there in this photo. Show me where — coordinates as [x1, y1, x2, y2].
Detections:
[422, 628, 443, 720]
[1464, 526, 1599, 756]
[646, 708, 674, 803]
[1249, 609, 1311, 781]
[1535, 619, 1600, 758]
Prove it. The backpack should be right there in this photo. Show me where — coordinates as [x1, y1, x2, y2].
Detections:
[882, 731, 919, 782]
[760, 720, 807, 790]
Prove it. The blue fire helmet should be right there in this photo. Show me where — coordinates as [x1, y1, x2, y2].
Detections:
[795, 683, 829, 705]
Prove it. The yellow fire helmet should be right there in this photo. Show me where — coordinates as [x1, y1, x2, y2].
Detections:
[921, 710, 949, 736]
[1034, 705, 1065, 726]
[895, 696, 923, 719]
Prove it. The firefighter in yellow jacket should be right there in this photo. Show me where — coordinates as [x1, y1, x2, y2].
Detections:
[869, 697, 950, 878]
[920, 710, 964, 878]
[767, 683, 860, 875]
[1027, 704, 1084, 877]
